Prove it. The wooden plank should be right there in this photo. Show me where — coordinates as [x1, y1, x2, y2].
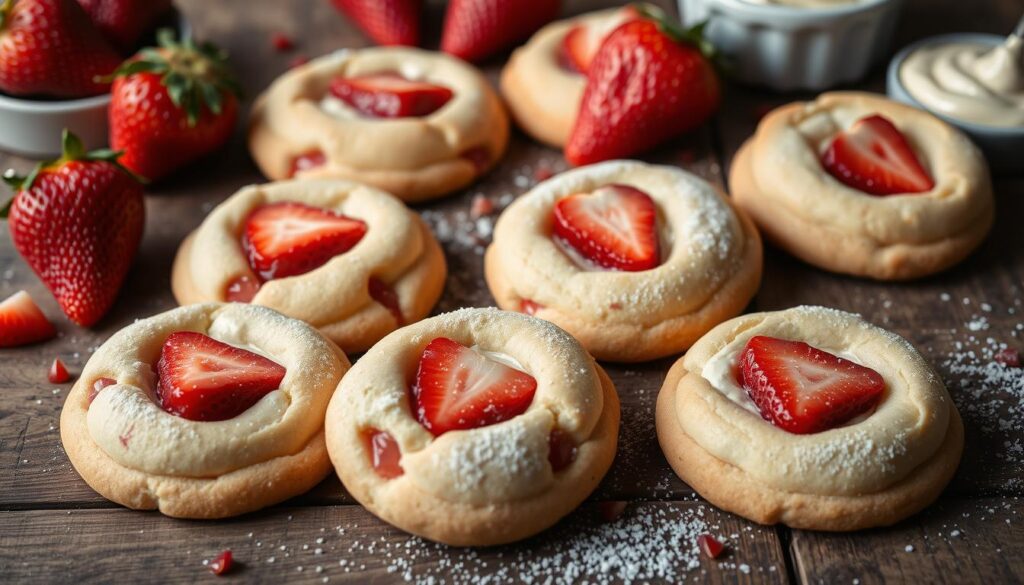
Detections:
[790, 497, 1024, 585]
[0, 502, 788, 584]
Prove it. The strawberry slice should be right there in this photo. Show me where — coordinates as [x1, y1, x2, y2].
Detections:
[242, 202, 367, 281]
[156, 331, 287, 422]
[410, 337, 537, 436]
[821, 114, 935, 196]
[329, 73, 454, 118]
[0, 291, 57, 348]
[560, 8, 638, 74]
[739, 336, 885, 435]
[553, 184, 660, 272]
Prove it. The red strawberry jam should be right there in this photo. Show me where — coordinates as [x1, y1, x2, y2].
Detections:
[368, 277, 403, 325]
[225, 275, 261, 303]
[364, 429, 403, 479]
[290, 150, 326, 177]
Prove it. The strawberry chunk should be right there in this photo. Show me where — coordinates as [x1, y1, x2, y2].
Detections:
[290, 150, 326, 177]
[0, 291, 57, 348]
[208, 550, 233, 576]
[410, 337, 537, 435]
[697, 534, 726, 559]
[49, 358, 71, 384]
[821, 114, 935, 196]
[329, 73, 453, 118]
[89, 377, 116, 403]
[242, 202, 368, 281]
[739, 336, 885, 435]
[156, 332, 287, 422]
[520, 299, 543, 316]
[560, 8, 638, 74]
[553, 184, 660, 272]
[363, 428, 404, 479]
[225, 275, 261, 303]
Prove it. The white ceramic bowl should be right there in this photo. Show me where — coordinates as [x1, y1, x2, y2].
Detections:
[887, 33, 1023, 175]
[678, 0, 903, 91]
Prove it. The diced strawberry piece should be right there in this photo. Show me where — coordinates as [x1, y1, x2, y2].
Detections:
[995, 348, 1021, 368]
[89, 377, 116, 403]
[553, 184, 660, 272]
[520, 299, 543, 315]
[0, 291, 57, 348]
[363, 428, 404, 479]
[208, 550, 232, 576]
[368, 278, 403, 325]
[410, 337, 537, 435]
[49, 358, 71, 383]
[242, 202, 368, 281]
[560, 7, 638, 74]
[821, 114, 935, 196]
[329, 73, 453, 119]
[225, 275, 261, 303]
[271, 32, 294, 51]
[156, 331, 287, 422]
[290, 150, 326, 177]
[598, 501, 628, 522]
[739, 336, 886, 435]
[548, 428, 577, 471]
[697, 534, 725, 559]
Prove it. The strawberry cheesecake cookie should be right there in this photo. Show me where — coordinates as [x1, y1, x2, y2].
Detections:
[325, 308, 619, 546]
[248, 47, 509, 202]
[60, 303, 349, 518]
[656, 306, 963, 530]
[172, 178, 446, 354]
[500, 7, 636, 147]
[485, 161, 762, 362]
[731, 91, 993, 280]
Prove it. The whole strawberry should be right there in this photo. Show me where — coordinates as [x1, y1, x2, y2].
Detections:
[0, 0, 122, 98]
[441, 0, 560, 63]
[330, 0, 420, 46]
[565, 7, 720, 166]
[76, 0, 173, 53]
[2, 130, 144, 327]
[108, 29, 240, 181]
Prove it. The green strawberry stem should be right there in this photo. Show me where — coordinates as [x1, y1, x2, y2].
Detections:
[632, 3, 720, 64]
[104, 28, 242, 127]
[1, 130, 143, 218]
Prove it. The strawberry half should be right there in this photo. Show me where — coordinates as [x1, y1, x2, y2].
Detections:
[410, 337, 537, 436]
[329, 73, 453, 119]
[156, 331, 287, 422]
[739, 336, 886, 435]
[440, 0, 561, 63]
[553, 184, 659, 272]
[0, 290, 56, 347]
[560, 7, 638, 74]
[820, 114, 934, 196]
[330, 0, 421, 47]
[242, 202, 368, 281]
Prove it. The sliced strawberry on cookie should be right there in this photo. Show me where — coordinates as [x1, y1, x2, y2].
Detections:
[156, 331, 287, 421]
[0, 290, 56, 348]
[739, 335, 885, 435]
[553, 184, 660, 272]
[411, 337, 537, 435]
[242, 201, 368, 281]
[821, 114, 935, 196]
[329, 73, 453, 118]
[560, 7, 638, 74]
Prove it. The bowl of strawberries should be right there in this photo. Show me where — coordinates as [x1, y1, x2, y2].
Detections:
[0, 0, 186, 157]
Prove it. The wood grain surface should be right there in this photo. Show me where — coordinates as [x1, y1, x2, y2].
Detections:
[0, 0, 1022, 582]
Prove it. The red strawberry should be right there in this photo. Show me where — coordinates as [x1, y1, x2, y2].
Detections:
[330, 0, 420, 47]
[3, 131, 144, 327]
[441, 0, 561, 63]
[553, 184, 659, 272]
[0, 290, 56, 347]
[75, 0, 173, 52]
[48, 357, 70, 382]
[697, 534, 725, 559]
[565, 10, 720, 165]
[242, 201, 368, 282]
[411, 337, 537, 435]
[0, 0, 122, 98]
[108, 29, 241, 181]
[157, 331, 287, 422]
[821, 114, 934, 196]
[207, 550, 232, 576]
[739, 336, 886, 435]
[329, 73, 453, 118]
[560, 7, 637, 74]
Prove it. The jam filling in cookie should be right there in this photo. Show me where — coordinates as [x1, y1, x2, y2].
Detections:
[329, 73, 454, 119]
[290, 150, 328, 177]
[559, 7, 638, 74]
[820, 114, 935, 196]
[737, 335, 885, 435]
[363, 428, 404, 479]
[552, 184, 660, 272]
[154, 331, 287, 422]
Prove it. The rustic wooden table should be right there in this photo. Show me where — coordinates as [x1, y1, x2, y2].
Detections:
[1, 0, 1022, 583]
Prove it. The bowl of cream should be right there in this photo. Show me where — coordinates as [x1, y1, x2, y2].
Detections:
[888, 32, 1024, 174]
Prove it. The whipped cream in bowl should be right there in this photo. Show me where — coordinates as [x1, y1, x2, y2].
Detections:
[740, 0, 864, 7]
